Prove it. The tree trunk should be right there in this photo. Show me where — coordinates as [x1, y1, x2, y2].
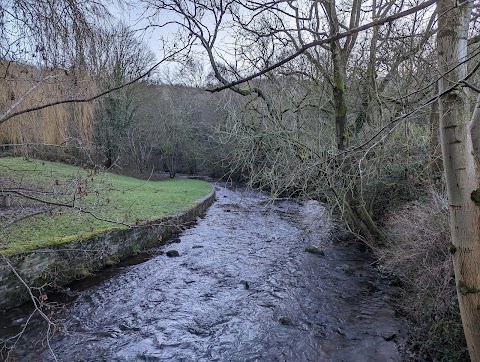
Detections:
[429, 83, 442, 176]
[437, 1, 480, 359]
[332, 44, 349, 151]
[168, 154, 177, 178]
[329, 17, 383, 242]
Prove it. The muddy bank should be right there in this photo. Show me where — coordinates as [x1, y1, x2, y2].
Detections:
[0, 186, 406, 361]
[0, 190, 215, 310]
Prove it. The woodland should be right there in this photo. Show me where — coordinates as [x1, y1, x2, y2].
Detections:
[1, 0, 480, 360]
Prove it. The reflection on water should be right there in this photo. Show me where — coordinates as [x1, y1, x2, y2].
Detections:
[0, 186, 406, 361]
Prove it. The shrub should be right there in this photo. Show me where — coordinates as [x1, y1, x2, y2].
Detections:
[378, 189, 468, 361]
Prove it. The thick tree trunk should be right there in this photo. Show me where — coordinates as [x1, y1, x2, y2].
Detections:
[437, 1, 480, 359]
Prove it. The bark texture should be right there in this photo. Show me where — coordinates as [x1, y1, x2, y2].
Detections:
[437, 1, 480, 359]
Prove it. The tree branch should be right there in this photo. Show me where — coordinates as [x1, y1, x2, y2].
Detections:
[0, 44, 189, 126]
[8, 189, 132, 227]
[207, 0, 437, 93]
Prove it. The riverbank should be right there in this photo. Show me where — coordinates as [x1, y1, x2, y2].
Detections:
[0, 158, 215, 310]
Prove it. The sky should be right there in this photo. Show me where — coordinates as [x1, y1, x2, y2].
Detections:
[107, 1, 207, 84]
[108, 1, 238, 86]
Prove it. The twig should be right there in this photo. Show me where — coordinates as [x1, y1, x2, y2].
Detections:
[9, 189, 132, 227]
[0, 254, 58, 360]
[3, 310, 37, 361]
[207, 0, 437, 93]
[1, 206, 56, 230]
[0, 44, 189, 125]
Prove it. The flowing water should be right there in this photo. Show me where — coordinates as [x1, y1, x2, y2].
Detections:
[0, 185, 406, 361]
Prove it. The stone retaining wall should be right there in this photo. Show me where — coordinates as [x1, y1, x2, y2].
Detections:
[0, 190, 215, 310]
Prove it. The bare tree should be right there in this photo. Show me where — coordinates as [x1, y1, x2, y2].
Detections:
[0, 0, 107, 126]
[92, 23, 156, 168]
[137, 2, 480, 358]
[142, 0, 442, 241]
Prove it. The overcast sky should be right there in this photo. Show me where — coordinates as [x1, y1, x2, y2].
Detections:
[108, 1, 183, 82]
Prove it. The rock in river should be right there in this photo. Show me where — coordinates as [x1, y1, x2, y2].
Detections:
[166, 249, 180, 257]
[304, 245, 325, 255]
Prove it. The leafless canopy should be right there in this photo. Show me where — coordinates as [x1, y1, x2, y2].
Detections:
[0, 0, 108, 68]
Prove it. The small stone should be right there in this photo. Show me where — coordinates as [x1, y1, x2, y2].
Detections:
[279, 317, 293, 325]
[172, 238, 181, 243]
[259, 302, 275, 308]
[304, 246, 325, 256]
[383, 333, 397, 341]
[187, 325, 206, 336]
[166, 250, 180, 257]
[340, 264, 353, 275]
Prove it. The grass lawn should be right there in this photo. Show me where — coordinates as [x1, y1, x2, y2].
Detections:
[0, 157, 212, 253]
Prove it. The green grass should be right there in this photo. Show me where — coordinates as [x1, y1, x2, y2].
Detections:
[0, 157, 212, 253]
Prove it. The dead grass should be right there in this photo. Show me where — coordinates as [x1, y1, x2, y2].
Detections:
[377, 189, 468, 361]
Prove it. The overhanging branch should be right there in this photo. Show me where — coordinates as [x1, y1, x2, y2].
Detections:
[0, 44, 190, 126]
[206, 0, 437, 93]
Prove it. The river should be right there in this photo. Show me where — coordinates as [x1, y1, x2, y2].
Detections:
[0, 185, 406, 361]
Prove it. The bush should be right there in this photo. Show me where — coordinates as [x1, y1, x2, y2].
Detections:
[377, 189, 469, 361]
